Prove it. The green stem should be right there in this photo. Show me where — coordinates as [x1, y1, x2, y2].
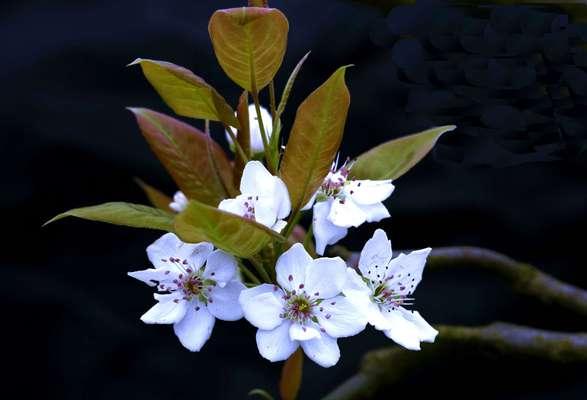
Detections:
[251, 90, 276, 173]
[224, 123, 250, 164]
[249, 256, 273, 283]
[303, 224, 316, 257]
[238, 259, 261, 284]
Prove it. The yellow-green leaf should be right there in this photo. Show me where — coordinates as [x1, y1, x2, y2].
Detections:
[208, 7, 288, 92]
[129, 58, 239, 128]
[352, 125, 456, 180]
[129, 108, 235, 205]
[135, 178, 172, 212]
[44, 202, 174, 231]
[279, 349, 303, 400]
[280, 66, 351, 210]
[174, 200, 285, 258]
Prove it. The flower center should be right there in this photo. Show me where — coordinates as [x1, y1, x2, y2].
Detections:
[280, 292, 321, 325]
[373, 284, 414, 311]
[158, 257, 216, 304]
[241, 195, 258, 220]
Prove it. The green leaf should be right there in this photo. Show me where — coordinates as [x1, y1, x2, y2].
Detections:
[129, 58, 239, 128]
[135, 178, 172, 212]
[234, 91, 251, 184]
[44, 202, 174, 231]
[174, 200, 285, 258]
[208, 7, 289, 92]
[351, 125, 456, 180]
[129, 108, 235, 205]
[280, 66, 351, 210]
[279, 348, 303, 400]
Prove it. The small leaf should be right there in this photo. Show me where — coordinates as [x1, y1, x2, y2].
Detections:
[276, 51, 311, 119]
[280, 66, 351, 210]
[351, 125, 456, 180]
[129, 58, 239, 128]
[208, 7, 289, 92]
[174, 200, 285, 258]
[279, 348, 303, 400]
[129, 108, 234, 205]
[44, 202, 174, 231]
[135, 178, 172, 212]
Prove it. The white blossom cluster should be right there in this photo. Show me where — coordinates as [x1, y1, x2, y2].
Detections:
[129, 108, 438, 367]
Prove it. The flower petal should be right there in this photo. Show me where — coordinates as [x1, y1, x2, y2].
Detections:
[312, 200, 348, 255]
[399, 309, 438, 343]
[357, 202, 390, 223]
[127, 267, 179, 287]
[169, 191, 188, 213]
[240, 160, 276, 195]
[218, 197, 243, 216]
[316, 295, 366, 338]
[273, 177, 291, 220]
[276, 243, 312, 292]
[203, 249, 237, 286]
[358, 229, 393, 279]
[343, 267, 371, 295]
[147, 233, 209, 270]
[381, 308, 424, 350]
[140, 295, 187, 324]
[239, 284, 285, 330]
[289, 323, 321, 341]
[256, 321, 299, 362]
[344, 179, 394, 205]
[207, 280, 245, 321]
[304, 257, 347, 299]
[248, 104, 273, 154]
[327, 197, 367, 228]
[173, 304, 215, 351]
[272, 219, 288, 233]
[385, 248, 432, 296]
[300, 335, 340, 368]
[254, 196, 279, 228]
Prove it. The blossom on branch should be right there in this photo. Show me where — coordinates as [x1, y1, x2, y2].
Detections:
[344, 229, 438, 350]
[239, 243, 367, 368]
[128, 233, 245, 351]
[225, 104, 273, 154]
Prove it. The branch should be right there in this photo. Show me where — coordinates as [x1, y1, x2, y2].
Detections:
[323, 323, 587, 400]
[329, 245, 587, 317]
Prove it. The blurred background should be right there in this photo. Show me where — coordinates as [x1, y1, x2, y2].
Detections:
[2, 0, 586, 398]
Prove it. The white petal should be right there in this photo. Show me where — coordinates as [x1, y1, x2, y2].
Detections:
[301, 191, 317, 211]
[312, 200, 348, 255]
[273, 177, 291, 220]
[173, 304, 215, 351]
[399, 309, 438, 343]
[187, 242, 216, 271]
[358, 229, 393, 279]
[327, 197, 367, 228]
[344, 179, 394, 205]
[272, 219, 288, 233]
[276, 243, 312, 292]
[248, 104, 273, 154]
[343, 267, 371, 295]
[207, 280, 245, 321]
[127, 267, 179, 287]
[140, 296, 187, 324]
[256, 321, 299, 362]
[301, 335, 340, 368]
[147, 233, 206, 269]
[240, 160, 276, 195]
[366, 302, 394, 330]
[203, 250, 237, 286]
[381, 308, 424, 350]
[357, 202, 390, 223]
[169, 191, 188, 213]
[385, 248, 432, 296]
[254, 196, 279, 228]
[218, 197, 244, 216]
[304, 257, 347, 299]
[289, 323, 321, 341]
[239, 284, 285, 330]
[316, 295, 367, 338]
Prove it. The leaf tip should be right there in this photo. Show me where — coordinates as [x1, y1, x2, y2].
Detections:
[127, 58, 143, 67]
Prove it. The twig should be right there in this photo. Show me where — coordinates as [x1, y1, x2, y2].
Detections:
[329, 245, 587, 317]
[323, 322, 587, 400]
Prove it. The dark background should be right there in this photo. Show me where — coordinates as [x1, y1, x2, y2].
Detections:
[3, 0, 586, 398]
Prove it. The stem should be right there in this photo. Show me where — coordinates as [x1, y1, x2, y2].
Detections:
[251, 90, 275, 173]
[323, 323, 587, 400]
[238, 259, 261, 284]
[269, 81, 277, 121]
[224, 123, 250, 164]
[329, 246, 587, 317]
[303, 224, 316, 257]
[249, 256, 273, 283]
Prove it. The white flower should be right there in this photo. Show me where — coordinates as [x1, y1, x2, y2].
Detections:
[128, 233, 245, 351]
[169, 191, 188, 213]
[306, 161, 395, 255]
[239, 243, 367, 368]
[219, 160, 291, 232]
[225, 104, 273, 154]
[343, 229, 438, 350]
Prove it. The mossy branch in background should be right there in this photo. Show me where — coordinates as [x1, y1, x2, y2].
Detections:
[323, 323, 587, 400]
